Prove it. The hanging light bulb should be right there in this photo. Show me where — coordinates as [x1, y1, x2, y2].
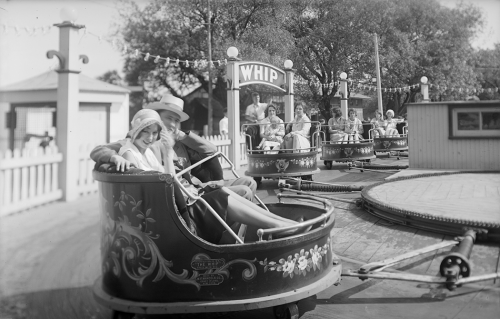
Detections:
[165, 57, 170, 67]
[144, 53, 150, 61]
[154, 55, 160, 63]
[185, 60, 189, 67]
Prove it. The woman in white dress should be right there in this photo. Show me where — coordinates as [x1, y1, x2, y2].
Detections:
[283, 102, 311, 153]
[385, 109, 404, 136]
[328, 107, 348, 143]
[370, 110, 387, 137]
[344, 108, 364, 143]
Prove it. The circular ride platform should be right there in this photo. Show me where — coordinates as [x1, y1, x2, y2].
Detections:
[361, 171, 500, 242]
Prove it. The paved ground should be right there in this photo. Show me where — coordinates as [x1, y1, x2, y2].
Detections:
[1, 156, 499, 319]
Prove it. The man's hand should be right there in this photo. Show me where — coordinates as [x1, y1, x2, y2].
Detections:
[161, 127, 185, 142]
[110, 155, 134, 172]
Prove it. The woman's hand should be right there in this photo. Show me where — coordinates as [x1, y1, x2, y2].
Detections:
[111, 155, 135, 172]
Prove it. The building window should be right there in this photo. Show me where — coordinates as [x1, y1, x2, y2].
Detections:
[449, 104, 500, 139]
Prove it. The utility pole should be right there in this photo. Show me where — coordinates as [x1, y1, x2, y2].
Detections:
[374, 33, 383, 114]
[207, 0, 213, 136]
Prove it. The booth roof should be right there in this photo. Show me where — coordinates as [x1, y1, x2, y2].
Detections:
[0, 70, 130, 94]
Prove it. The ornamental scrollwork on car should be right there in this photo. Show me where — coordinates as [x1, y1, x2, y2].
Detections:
[101, 191, 257, 290]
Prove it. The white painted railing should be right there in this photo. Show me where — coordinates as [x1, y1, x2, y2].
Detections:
[0, 135, 246, 216]
[77, 143, 99, 195]
[0, 145, 62, 216]
[204, 134, 248, 168]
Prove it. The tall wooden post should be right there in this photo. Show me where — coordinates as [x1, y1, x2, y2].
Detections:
[226, 56, 241, 169]
[47, 19, 87, 201]
[284, 65, 295, 122]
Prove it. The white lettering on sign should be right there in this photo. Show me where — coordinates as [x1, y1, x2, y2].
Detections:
[254, 65, 263, 80]
[270, 69, 278, 83]
[238, 62, 286, 92]
[241, 65, 254, 81]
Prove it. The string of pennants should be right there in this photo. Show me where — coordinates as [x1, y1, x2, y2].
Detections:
[297, 79, 499, 95]
[1, 23, 228, 68]
[84, 30, 229, 69]
[1, 23, 54, 35]
[5, 22, 499, 94]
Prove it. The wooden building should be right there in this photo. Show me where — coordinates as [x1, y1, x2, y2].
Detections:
[407, 101, 500, 169]
[0, 70, 130, 152]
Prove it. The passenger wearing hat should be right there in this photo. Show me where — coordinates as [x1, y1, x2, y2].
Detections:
[90, 93, 257, 201]
[118, 109, 166, 172]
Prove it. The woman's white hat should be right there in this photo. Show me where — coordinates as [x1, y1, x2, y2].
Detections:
[386, 109, 395, 116]
[128, 109, 164, 142]
[144, 94, 189, 122]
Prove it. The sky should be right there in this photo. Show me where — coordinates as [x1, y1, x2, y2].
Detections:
[0, 0, 499, 88]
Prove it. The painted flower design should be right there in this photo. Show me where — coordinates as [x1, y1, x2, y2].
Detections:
[259, 238, 331, 279]
[280, 256, 296, 278]
[310, 245, 323, 270]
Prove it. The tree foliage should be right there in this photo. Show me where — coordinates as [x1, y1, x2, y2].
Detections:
[97, 70, 123, 86]
[115, 0, 489, 120]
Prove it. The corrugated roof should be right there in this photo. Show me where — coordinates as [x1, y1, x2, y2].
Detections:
[0, 70, 130, 94]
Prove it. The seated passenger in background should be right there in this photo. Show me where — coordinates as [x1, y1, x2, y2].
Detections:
[328, 107, 348, 143]
[370, 110, 387, 137]
[344, 108, 364, 143]
[385, 109, 404, 136]
[258, 104, 285, 154]
[284, 102, 311, 153]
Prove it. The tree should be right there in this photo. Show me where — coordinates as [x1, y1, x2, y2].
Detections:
[376, 0, 484, 115]
[474, 43, 500, 100]
[97, 70, 123, 86]
[114, 0, 486, 123]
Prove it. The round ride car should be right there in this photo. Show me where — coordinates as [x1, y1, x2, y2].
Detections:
[243, 121, 322, 185]
[92, 153, 341, 319]
[370, 121, 409, 159]
[320, 125, 376, 169]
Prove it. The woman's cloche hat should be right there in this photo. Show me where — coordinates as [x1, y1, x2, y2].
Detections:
[144, 94, 189, 122]
[128, 109, 165, 142]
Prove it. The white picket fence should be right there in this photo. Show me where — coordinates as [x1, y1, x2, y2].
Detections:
[77, 143, 99, 195]
[0, 145, 63, 216]
[204, 134, 248, 168]
[0, 136, 247, 216]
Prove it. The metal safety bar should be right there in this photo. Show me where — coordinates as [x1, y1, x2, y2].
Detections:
[242, 121, 322, 154]
[175, 151, 269, 211]
[256, 193, 335, 241]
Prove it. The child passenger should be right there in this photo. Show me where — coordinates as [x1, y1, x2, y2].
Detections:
[120, 109, 309, 244]
[257, 117, 283, 153]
